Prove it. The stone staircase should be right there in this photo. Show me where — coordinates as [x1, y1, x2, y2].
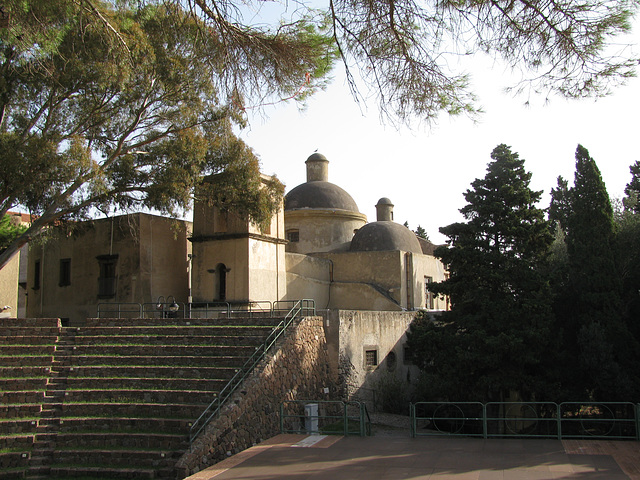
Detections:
[0, 316, 282, 479]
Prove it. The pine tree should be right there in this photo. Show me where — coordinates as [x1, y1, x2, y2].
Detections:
[549, 176, 572, 234]
[623, 161, 640, 213]
[564, 145, 635, 399]
[409, 144, 555, 402]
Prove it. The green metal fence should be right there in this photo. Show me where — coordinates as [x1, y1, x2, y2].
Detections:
[411, 401, 639, 440]
[280, 400, 371, 437]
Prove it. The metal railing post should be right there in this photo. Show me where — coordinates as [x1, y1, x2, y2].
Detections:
[483, 403, 487, 439]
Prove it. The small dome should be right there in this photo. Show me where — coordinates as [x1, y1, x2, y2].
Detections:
[285, 181, 360, 212]
[351, 221, 422, 254]
[376, 197, 393, 206]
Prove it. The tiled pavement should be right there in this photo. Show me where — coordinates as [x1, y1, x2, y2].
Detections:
[185, 434, 640, 479]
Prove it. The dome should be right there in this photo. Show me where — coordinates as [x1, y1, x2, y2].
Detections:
[285, 181, 361, 213]
[350, 221, 422, 254]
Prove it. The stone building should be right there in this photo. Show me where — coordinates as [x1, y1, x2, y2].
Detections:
[25, 213, 192, 325]
[22, 152, 448, 402]
[0, 212, 31, 318]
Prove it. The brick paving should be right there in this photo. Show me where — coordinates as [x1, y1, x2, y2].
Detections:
[563, 440, 640, 479]
[186, 434, 635, 479]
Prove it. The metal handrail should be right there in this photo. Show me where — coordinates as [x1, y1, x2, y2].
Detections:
[97, 303, 142, 318]
[411, 401, 639, 440]
[189, 299, 315, 446]
[279, 400, 371, 436]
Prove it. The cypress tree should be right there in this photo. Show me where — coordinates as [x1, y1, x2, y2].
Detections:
[410, 144, 555, 402]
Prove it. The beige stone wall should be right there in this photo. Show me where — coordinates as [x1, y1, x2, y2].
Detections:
[176, 315, 337, 478]
[0, 252, 20, 316]
[26, 214, 191, 325]
[284, 209, 366, 254]
[329, 310, 421, 407]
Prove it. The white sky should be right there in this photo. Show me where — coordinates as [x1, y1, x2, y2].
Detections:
[238, 24, 640, 244]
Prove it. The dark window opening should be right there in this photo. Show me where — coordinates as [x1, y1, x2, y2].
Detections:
[33, 260, 41, 290]
[215, 263, 228, 301]
[286, 229, 299, 243]
[386, 351, 397, 371]
[425, 276, 434, 309]
[97, 254, 118, 299]
[59, 258, 71, 287]
[365, 349, 378, 368]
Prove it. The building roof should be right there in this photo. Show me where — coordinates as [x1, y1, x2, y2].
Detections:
[284, 181, 361, 213]
[350, 221, 423, 254]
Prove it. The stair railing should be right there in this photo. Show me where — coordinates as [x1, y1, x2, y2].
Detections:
[189, 299, 316, 447]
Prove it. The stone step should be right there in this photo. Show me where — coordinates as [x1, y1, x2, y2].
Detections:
[83, 316, 284, 327]
[69, 344, 258, 357]
[68, 354, 249, 367]
[55, 432, 187, 450]
[0, 346, 56, 356]
[0, 356, 54, 367]
[71, 334, 266, 346]
[65, 365, 239, 380]
[48, 465, 159, 479]
[60, 402, 205, 420]
[61, 388, 217, 405]
[0, 434, 35, 450]
[56, 417, 192, 434]
[0, 378, 48, 391]
[0, 404, 43, 418]
[0, 391, 45, 405]
[51, 448, 181, 469]
[0, 335, 59, 345]
[0, 318, 61, 328]
[77, 325, 274, 336]
[64, 376, 226, 391]
[0, 419, 39, 434]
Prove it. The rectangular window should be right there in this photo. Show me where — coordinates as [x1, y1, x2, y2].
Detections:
[286, 229, 299, 243]
[33, 260, 41, 290]
[425, 276, 434, 310]
[59, 258, 71, 287]
[365, 349, 378, 368]
[97, 255, 118, 299]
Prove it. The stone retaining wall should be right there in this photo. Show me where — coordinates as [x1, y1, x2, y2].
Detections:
[176, 315, 337, 478]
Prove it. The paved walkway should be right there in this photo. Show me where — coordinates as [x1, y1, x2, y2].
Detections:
[185, 434, 640, 479]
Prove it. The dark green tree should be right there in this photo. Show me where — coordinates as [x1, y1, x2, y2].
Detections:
[0, 214, 26, 251]
[0, 1, 336, 269]
[408, 144, 555, 402]
[623, 160, 640, 213]
[549, 176, 572, 235]
[563, 145, 637, 400]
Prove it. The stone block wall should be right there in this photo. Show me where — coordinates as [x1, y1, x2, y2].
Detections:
[176, 315, 337, 478]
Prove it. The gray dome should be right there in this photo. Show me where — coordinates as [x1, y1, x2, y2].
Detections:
[285, 181, 360, 212]
[350, 221, 422, 254]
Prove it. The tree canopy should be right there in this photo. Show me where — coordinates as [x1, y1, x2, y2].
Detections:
[1, 0, 638, 269]
[179, 0, 639, 125]
[0, 0, 336, 268]
[407, 144, 554, 402]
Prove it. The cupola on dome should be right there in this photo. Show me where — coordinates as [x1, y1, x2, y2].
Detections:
[284, 153, 361, 213]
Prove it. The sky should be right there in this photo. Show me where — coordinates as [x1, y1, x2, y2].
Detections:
[237, 24, 640, 244]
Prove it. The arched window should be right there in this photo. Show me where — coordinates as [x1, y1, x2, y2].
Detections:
[214, 263, 229, 301]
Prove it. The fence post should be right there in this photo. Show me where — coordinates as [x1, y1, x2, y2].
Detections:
[410, 403, 415, 438]
[557, 403, 562, 440]
[482, 403, 487, 439]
